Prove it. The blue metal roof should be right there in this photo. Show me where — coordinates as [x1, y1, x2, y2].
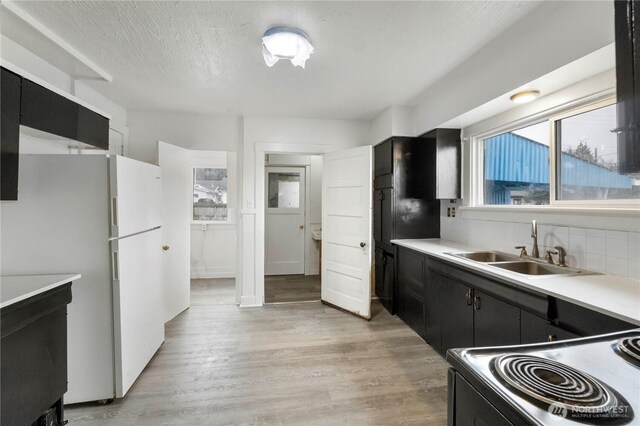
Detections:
[484, 133, 633, 189]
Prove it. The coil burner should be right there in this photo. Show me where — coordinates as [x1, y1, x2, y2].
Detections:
[617, 337, 640, 364]
[492, 353, 631, 422]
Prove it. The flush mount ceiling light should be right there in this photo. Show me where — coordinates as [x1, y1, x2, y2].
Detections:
[262, 27, 314, 68]
[510, 90, 540, 104]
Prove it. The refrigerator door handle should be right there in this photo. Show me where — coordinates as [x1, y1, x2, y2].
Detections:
[112, 251, 119, 281]
[111, 196, 118, 227]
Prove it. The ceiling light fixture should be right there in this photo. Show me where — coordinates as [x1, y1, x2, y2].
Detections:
[510, 90, 540, 104]
[262, 27, 314, 68]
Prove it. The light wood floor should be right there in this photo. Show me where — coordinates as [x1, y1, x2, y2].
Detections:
[65, 280, 449, 425]
[264, 274, 321, 304]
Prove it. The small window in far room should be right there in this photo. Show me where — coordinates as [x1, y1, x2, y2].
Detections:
[193, 167, 228, 221]
[483, 121, 551, 206]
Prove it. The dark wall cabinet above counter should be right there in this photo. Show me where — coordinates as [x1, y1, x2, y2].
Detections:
[0, 66, 109, 201]
[614, 0, 639, 175]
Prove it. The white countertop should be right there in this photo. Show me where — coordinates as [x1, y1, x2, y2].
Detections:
[1, 274, 80, 308]
[391, 239, 640, 326]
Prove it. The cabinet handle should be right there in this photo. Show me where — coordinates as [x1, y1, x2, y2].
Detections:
[465, 289, 473, 305]
[473, 296, 481, 310]
[547, 334, 557, 342]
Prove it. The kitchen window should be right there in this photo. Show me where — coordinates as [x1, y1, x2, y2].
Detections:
[475, 98, 639, 208]
[193, 167, 228, 221]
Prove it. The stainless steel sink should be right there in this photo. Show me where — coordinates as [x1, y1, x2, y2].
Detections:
[450, 251, 520, 263]
[490, 261, 574, 276]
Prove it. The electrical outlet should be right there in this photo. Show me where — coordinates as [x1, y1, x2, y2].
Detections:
[447, 207, 451, 217]
[451, 207, 456, 217]
[202, 223, 207, 231]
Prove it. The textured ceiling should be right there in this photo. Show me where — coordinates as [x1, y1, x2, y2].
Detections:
[14, 1, 541, 119]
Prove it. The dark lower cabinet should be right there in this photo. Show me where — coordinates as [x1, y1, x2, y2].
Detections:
[1, 68, 21, 201]
[437, 271, 473, 354]
[397, 247, 426, 339]
[521, 310, 580, 344]
[449, 370, 512, 426]
[473, 291, 520, 347]
[374, 248, 395, 313]
[424, 265, 441, 353]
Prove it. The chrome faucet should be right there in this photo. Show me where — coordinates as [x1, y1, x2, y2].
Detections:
[531, 220, 540, 258]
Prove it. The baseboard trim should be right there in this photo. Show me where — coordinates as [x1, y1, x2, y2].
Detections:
[190, 271, 236, 279]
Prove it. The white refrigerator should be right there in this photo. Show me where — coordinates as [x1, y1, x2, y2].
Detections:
[0, 154, 165, 403]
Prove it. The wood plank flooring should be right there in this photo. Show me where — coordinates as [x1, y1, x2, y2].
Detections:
[264, 274, 321, 304]
[65, 280, 449, 425]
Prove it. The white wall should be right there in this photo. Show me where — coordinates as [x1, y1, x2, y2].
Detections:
[370, 106, 414, 144]
[266, 154, 323, 275]
[127, 111, 242, 164]
[239, 116, 370, 306]
[190, 150, 238, 279]
[411, 0, 614, 136]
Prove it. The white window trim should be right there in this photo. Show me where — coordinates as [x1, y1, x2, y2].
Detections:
[470, 96, 640, 211]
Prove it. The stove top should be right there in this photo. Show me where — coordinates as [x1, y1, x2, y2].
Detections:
[448, 330, 640, 425]
[617, 336, 640, 365]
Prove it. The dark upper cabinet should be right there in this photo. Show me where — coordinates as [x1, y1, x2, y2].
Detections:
[1, 68, 22, 201]
[614, 0, 639, 175]
[473, 290, 520, 347]
[20, 79, 109, 150]
[374, 139, 393, 177]
[419, 128, 461, 199]
[373, 136, 446, 250]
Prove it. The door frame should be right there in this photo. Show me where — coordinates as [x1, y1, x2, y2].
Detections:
[254, 143, 332, 305]
[264, 165, 307, 276]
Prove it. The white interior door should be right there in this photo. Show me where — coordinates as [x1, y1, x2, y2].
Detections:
[111, 229, 164, 397]
[158, 141, 191, 322]
[321, 146, 373, 319]
[265, 166, 306, 275]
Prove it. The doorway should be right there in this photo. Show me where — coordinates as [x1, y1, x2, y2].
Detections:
[264, 155, 322, 303]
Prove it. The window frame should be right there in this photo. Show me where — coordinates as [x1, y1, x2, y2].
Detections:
[191, 164, 230, 224]
[471, 97, 640, 210]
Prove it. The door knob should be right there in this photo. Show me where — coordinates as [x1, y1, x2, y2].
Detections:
[299, 224, 304, 229]
[162, 245, 170, 251]
[360, 242, 366, 248]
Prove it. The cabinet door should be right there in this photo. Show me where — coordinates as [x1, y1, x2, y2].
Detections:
[614, 0, 639, 174]
[424, 265, 441, 353]
[374, 248, 394, 314]
[21, 79, 80, 142]
[373, 189, 382, 243]
[437, 272, 473, 354]
[453, 373, 513, 426]
[380, 187, 393, 250]
[473, 291, 520, 347]
[374, 139, 393, 176]
[1, 68, 21, 201]
[397, 248, 425, 338]
[521, 310, 580, 344]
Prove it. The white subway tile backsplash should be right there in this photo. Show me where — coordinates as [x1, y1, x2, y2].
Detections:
[586, 229, 606, 239]
[606, 232, 628, 259]
[586, 253, 607, 273]
[628, 233, 640, 259]
[628, 260, 640, 280]
[586, 234, 607, 256]
[606, 256, 628, 277]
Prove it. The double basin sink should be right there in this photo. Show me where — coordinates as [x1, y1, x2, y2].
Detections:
[447, 251, 595, 278]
